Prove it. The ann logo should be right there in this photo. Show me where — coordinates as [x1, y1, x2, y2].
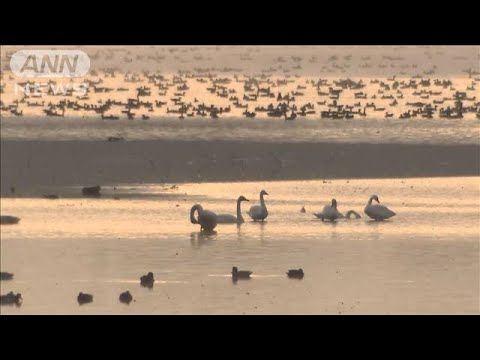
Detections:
[10, 50, 90, 78]
[20, 54, 79, 74]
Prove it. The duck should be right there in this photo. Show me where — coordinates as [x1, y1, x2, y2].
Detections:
[247, 190, 269, 221]
[0, 272, 14, 280]
[216, 196, 249, 224]
[190, 204, 218, 231]
[231, 267, 252, 279]
[364, 195, 396, 221]
[119, 291, 133, 304]
[77, 292, 93, 305]
[0, 292, 22, 306]
[82, 185, 101, 197]
[313, 199, 342, 221]
[140, 272, 155, 288]
[0, 215, 20, 225]
[286, 269, 304, 279]
[43, 194, 60, 199]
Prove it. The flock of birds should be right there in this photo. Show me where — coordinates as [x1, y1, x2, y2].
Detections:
[1, 48, 479, 121]
[190, 191, 396, 231]
[1, 190, 395, 308]
[0, 266, 305, 307]
[1, 72, 478, 121]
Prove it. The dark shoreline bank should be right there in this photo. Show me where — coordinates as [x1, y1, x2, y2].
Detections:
[1, 139, 479, 196]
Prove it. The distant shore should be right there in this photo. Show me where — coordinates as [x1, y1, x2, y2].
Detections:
[1, 139, 479, 196]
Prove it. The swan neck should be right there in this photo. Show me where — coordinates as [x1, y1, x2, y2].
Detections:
[236, 198, 244, 223]
[260, 194, 266, 209]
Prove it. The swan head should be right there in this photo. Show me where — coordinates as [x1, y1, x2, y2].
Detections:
[238, 196, 249, 202]
[370, 195, 380, 203]
[331, 198, 337, 208]
[260, 190, 269, 196]
[190, 204, 204, 224]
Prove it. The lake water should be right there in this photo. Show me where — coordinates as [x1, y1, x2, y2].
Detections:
[1, 117, 479, 145]
[1, 177, 478, 314]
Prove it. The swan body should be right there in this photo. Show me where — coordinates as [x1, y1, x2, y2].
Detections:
[247, 190, 269, 221]
[216, 214, 237, 223]
[190, 204, 218, 231]
[314, 199, 342, 221]
[364, 195, 396, 220]
[217, 196, 249, 224]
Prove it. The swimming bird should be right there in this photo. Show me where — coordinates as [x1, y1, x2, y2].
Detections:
[119, 291, 133, 304]
[364, 195, 396, 221]
[43, 194, 60, 199]
[216, 196, 249, 224]
[287, 269, 304, 279]
[77, 292, 93, 305]
[82, 185, 101, 197]
[231, 267, 252, 279]
[247, 190, 269, 221]
[190, 204, 218, 231]
[140, 272, 155, 288]
[0, 272, 14, 280]
[314, 199, 342, 221]
[0, 216, 20, 225]
[0, 292, 22, 306]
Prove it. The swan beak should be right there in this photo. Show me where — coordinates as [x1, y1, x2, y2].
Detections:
[245, 199, 250, 201]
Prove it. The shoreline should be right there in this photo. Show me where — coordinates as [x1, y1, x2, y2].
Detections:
[1, 139, 479, 196]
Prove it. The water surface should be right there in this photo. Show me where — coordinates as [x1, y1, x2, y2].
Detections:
[1, 177, 478, 314]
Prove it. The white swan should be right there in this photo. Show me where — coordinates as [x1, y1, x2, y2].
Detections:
[190, 204, 218, 231]
[247, 190, 269, 221]
[364, 195, 396, 221]
[217, 196, 249, 224]
[313, 198, 342, 221]
[343, 210, 361, 219]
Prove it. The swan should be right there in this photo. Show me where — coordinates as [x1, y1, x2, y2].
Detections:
[247, 190, 269, 221]
[216, 196, 249, 224]
[190, 204, 218, 231]
[313, 199, 342, 221]
[340, 210, 362, 219]
[364, 195, 396, 221]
